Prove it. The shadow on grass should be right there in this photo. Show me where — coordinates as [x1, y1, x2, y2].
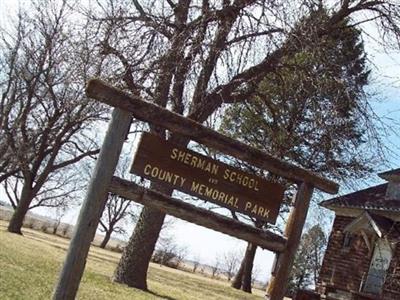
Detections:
[148, 290, 178, 300]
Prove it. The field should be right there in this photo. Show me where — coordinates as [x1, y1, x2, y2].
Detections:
[0, 221, 265, 300]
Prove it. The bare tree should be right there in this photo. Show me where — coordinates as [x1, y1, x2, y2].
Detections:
[191, 255, 201, 273]
[152, 234, 187, 269]
[2, 167, 81, 212]
[222, 250, 241, 281]
[82, 0, 400, 291]
[98, 193, 137, 248]
[0, 1, 106, 234]
[211, 257, 221, 278]
[52, 206, 67, 235]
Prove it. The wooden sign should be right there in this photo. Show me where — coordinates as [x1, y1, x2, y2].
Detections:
[131, 133, 284, 223]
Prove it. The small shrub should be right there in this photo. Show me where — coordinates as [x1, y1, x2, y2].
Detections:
[109, 244, 124, 253]
[61, 224, 71, 237]
[40, 223, 48, 233]
[23, 217, 35, 229]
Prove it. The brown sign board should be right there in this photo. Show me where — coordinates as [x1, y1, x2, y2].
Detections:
[130, 133, 284, 223]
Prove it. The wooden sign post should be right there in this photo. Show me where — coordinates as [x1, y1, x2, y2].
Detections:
[266, 182, 314, 299]
[52, 108, 131, 299]
[53, 79, 339, 300]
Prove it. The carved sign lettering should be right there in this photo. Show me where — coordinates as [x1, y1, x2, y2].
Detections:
[131, 133, 284, 223]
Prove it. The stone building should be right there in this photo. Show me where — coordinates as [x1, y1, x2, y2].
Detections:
[317, 169, 400, 299]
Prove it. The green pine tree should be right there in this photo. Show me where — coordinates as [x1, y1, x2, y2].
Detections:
[223, 10, 380, 293]
[221, 11, 376, 182]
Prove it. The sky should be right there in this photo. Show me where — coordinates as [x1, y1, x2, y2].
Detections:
[0, 0, 399, 284]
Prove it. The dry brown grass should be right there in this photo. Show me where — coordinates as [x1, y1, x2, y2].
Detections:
[0, 220, 266, 299]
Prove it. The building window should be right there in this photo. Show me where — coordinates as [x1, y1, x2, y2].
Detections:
[342, 232, 353, 249]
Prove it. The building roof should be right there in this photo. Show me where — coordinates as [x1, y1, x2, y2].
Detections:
[378, 168, 400, 181]
[320, 183, 400, 212]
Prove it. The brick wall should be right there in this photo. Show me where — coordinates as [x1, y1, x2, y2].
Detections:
[383, 236, 400, 299]
[317, 216, 372, 293]
[317, 215, 400, 299]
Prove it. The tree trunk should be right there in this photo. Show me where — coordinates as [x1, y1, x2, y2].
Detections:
[100, 230, 112, 249]
[232, 242, 257, 293]
[113, 183, 171, 290]
[241, 243, 257, 293]
[52, 220, 60, 235]
[112, 128, 188, 291]
[7, 182, 33, 234]
[232, 257, 245, 289]
[113, 207, 165, 290]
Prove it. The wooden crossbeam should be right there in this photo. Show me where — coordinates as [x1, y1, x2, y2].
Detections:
[86, 79, 338, 195]
[109, 176, 287, 253]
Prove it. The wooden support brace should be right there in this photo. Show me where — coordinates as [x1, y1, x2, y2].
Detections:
[86, 79, 338, 195]
[109, 176, 287, 253]
[266, 182, 314, 300]
[52, 109, 132, 300]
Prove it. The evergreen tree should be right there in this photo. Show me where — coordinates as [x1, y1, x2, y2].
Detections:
[222, 11, 378, 293]
[287, 225, 327, 296]
[221, 11, 375, 182]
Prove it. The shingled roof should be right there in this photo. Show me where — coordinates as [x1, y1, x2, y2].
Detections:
[320, 183, 400, 212]
[378, 168, 400, 181]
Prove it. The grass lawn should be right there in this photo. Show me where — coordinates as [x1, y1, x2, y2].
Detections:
[0, 221, 265, 299]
